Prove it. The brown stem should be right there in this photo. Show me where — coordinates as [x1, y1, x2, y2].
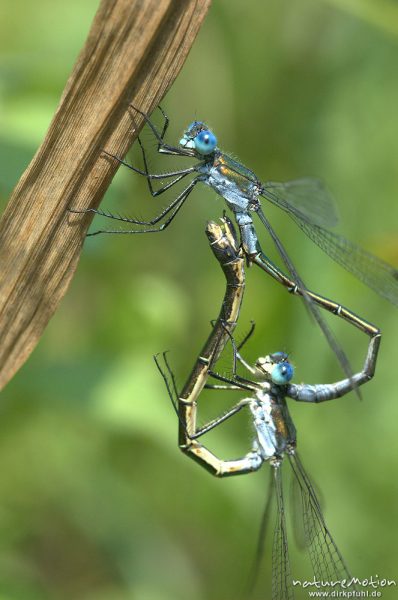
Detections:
[0, 0, 212, 390]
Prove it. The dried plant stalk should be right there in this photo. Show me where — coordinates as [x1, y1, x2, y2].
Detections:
[0, 0, 212, 390]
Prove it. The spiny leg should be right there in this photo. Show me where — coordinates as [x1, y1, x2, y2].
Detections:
[206, 368, 258, 392]
[155, 351, 250, 440]
[69, 106, 198, 223]
[134, 105, 183, 196]
[136, 136, 194, 196]
[141, 104, 169, 152]
[159, 360, 261, 478]
[208, 317, 256, 356]
[156, 106, 169, 146]
[235, 323, 258, 375]
[193, 399, 251, 438]
[209, 320, 258, 385]
[129, 104, 194, 157]
[70, 173, 197, 223]
[218, 320, 249, 377]
[133, 105, 202, 197]
[128, 104, 169, 152]
[68, 161, 196, 225]
[84, 178, 198, 236]
[100, 103, 172, 185]
[237, 321, 256, 352]
[101, 151, 197, 193]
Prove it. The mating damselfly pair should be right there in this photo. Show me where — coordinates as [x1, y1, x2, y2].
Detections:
[70, 105, 395, 598]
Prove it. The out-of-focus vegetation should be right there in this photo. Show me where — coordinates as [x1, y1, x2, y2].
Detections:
[1, 1, 398, 599]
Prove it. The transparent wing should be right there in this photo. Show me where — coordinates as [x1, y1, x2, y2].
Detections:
[292, 216, 398, 306]
[290, 458, 326, 551]
[288, 453, 355, 587]
[273, 467, 295, 600]
[290, 466, 308, 551]
[248, 468, 275, 595]
[262, 178, 339, 228]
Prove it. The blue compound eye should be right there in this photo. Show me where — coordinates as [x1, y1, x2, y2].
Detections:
[194, 130, 217, 155]
[271, 362, 294, 385]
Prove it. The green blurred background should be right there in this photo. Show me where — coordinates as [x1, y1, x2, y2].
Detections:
[1, 1, 398, 599]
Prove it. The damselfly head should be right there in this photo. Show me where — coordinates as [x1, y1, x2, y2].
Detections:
[255, 352, 294, 385]
[179, 121, 217, 156]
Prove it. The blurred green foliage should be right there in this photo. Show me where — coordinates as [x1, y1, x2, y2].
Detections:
[1, 1, 398, 598]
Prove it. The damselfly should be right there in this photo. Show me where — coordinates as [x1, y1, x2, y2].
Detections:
[155, 218, 381, 599]
[70, 105, 396, 383]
